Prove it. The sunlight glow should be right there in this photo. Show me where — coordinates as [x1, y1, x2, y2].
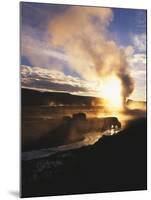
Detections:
[101, 75, 123, 110]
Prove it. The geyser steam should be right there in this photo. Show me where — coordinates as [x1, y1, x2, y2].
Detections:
[48, 6, 134, 107]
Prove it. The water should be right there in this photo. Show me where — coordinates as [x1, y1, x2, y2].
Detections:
[22, 105, 135, 161]
[22, 127, 121, 161]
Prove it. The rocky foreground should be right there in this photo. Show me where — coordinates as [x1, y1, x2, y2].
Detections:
[21, 117, 147, 198]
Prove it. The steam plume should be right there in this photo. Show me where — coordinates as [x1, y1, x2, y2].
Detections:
[48, 6, 134, 106]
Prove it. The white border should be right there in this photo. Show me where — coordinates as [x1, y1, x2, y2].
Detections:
[0, 0, 150, 199]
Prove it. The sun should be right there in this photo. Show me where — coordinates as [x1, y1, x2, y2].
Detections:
[101, 75, 123, 110]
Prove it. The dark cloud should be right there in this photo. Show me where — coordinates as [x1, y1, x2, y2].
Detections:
[21, 65, 97, 95]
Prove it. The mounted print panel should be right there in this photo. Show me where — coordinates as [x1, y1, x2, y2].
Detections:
[20, 2, 147, 198]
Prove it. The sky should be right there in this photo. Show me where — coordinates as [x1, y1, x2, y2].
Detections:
[21, 2, 147, 101]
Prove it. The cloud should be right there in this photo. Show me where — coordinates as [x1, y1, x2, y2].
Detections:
[21, 65, 99, 96]
[124, 46, 135, 57]
[127, 53, 146, 73]
[124, 43, 146, 82]
[126, 52, 146, 101]
[21, 26, 69, 69]
[132, 33, 146, 53]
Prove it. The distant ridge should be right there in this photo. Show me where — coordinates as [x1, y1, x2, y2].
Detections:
[21, 88, 146, 108]
[21, 88, 102, 106]
[127, 99, 146, 110]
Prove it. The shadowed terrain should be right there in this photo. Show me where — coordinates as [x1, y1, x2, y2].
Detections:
[21, 88, 102, 106]
[22, 113, 121, 152]
[21, 117, 147, 198]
